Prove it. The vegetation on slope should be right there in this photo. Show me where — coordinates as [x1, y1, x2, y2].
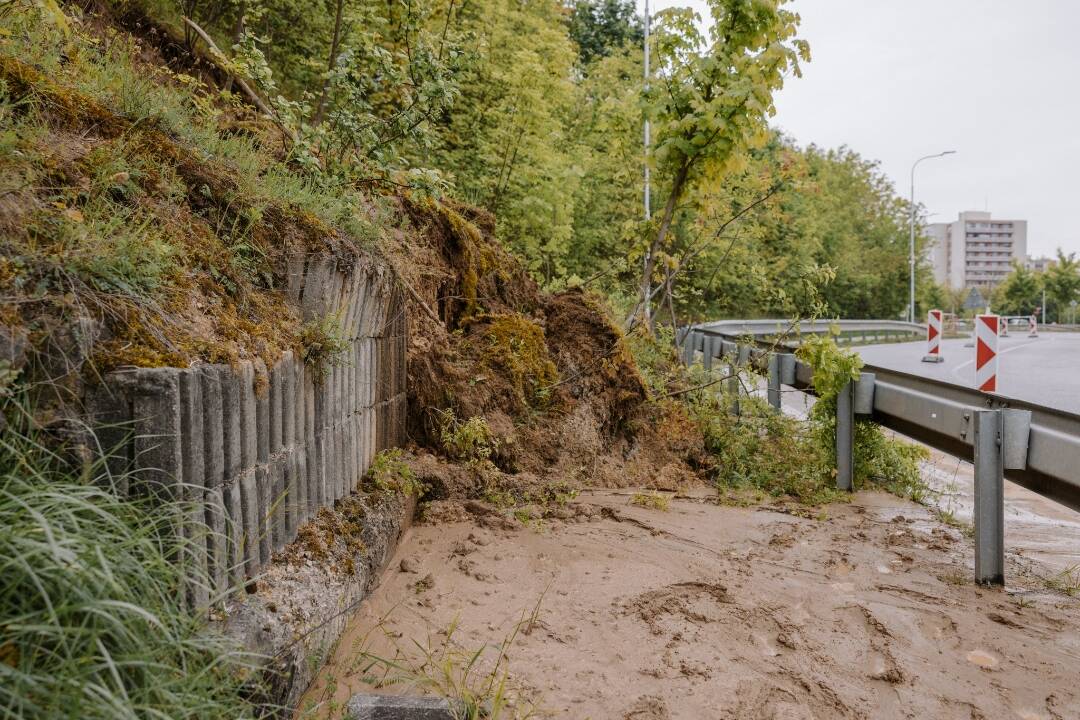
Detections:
[0, 396, 256, 720]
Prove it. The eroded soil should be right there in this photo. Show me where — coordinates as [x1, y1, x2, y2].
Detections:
[300, 489, 1080, 719]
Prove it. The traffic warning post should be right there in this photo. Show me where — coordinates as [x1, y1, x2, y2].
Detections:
[975, 314, 999, 393]
[922, 309, 944, 363]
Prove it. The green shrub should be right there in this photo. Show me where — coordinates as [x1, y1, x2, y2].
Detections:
[365, 449, 425, 497]
[434, 409, 497, 463]
[0, 399, 257, 720]
[299, 314, 351, 378]
[798, 334, 929, 496]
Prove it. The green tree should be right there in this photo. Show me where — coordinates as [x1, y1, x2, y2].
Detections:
[567, 0, 643, 66]
[1043, 249, 1080, 322]
[993, 261, 1042, 317]
[628, 0, 808, 328]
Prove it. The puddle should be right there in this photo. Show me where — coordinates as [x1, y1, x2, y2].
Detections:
[965, 649, 1000, 668]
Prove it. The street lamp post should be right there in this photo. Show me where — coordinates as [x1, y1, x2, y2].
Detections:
[909, 151, 956, 323]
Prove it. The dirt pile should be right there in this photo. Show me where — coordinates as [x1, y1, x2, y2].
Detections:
[389, 197, 706, 506]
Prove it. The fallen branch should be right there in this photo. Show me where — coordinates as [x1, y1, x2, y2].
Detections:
[181, 17, 297, 145]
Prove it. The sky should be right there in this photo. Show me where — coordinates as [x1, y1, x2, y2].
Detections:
[638, 0, 1080, 258]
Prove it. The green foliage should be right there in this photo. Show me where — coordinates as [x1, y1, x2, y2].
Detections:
[0, 397, 256, 720]
[799, 335, 929, 495]
[992, 260, 1042, 317]
[630, 491, 670, 511]
[299, 314, 351, 377]
[366, 449, 426, 496]
[567, 0, 643, 66]
[434, 408, 497, 462]
[1042, 249, 1080, 322]
[796, 332, 862, 400]
[692, 393, 840, 505]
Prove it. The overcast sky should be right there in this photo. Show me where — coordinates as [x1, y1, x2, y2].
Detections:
[640, 0, 1080, 257]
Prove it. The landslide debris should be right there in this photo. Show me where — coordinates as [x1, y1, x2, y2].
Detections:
[390, 197, 708, 512]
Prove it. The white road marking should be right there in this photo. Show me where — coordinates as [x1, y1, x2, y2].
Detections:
[950, 338, 1044, 384]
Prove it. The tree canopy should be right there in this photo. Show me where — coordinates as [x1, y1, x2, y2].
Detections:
[177, 0, 936, 325]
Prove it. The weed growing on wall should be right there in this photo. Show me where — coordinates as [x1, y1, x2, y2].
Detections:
[300, 314, 351, 378]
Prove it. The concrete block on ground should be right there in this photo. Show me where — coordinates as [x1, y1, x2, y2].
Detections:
[199, 365, 226, 489]
[284, 450, 298, 541]
[282, 352, 296, 449]
[270, 459, 286, 552]
[295, 450, 310, 527]
[347, 694, 457, 720]
[304, 370, 320, 512]
[294, 360, 306, 451]
[85, 381, 133, 493]
[286, 252, 307, 304]
[181, 500, 210, 610]
[129, 368, 183, 500]
[300, 255, 337, 322]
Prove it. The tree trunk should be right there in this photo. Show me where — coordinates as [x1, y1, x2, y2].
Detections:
[313, 0, 346, 125]
[627, 159, 690, 331]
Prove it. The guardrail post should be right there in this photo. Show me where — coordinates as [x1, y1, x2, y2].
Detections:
[681, 329, 696, 366]
[702, 335, 714, 372]
[836, 380, 854, 491]
[727, 361, 740, 417]
[973, 409, 1004, 585]
[767, 354, 781, 411]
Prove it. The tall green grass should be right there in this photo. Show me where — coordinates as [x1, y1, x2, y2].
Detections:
[0, 398, 258, 720]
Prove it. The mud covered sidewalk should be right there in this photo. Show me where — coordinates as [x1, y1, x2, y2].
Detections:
[300, 489, 1080, 719]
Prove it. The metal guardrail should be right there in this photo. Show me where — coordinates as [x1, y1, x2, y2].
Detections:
[680, 322, 1080, 585]
[698, 318, 924, 346]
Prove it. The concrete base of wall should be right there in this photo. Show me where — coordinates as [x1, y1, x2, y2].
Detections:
[225, 492, 416, 715]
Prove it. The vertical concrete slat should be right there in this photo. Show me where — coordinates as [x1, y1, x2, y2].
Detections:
[130, 368, 183, 501]
[204, 486, 228, 598]
[220, 365, 242, 486]
[177, 369, 209, 608]
[200, 366, 225, 490]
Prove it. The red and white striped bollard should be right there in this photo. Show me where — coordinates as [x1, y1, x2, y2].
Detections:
[922, 309, 944, 363]
[975, 314, 999, 393]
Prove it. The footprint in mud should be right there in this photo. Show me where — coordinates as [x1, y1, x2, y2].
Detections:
[625, 581, 731, 635]
[917, 613, 959, 645]
[624, 695, 669, 720]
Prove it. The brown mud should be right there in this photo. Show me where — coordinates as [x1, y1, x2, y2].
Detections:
[300, 489, 1080, 720]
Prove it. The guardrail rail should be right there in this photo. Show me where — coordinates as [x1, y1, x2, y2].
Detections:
[679, 320, 1080, 586]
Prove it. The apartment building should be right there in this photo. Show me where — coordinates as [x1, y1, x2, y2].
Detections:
[925, 211, 1027, 289]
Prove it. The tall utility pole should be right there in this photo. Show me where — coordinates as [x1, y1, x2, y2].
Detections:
[638, 0, 652, 326]
[909, 150, 956, 322]
[643, 0, 650, 223]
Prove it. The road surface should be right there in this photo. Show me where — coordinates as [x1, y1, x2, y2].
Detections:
[854, 332, 1080, 414]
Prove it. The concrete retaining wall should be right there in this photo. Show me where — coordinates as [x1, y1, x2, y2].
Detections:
[87, 253, 407, 602]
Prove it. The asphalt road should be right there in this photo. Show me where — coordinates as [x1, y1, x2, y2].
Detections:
[854, 332, 1080, 415]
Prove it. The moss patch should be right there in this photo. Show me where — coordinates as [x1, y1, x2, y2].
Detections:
[479, 314, 558, 409]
